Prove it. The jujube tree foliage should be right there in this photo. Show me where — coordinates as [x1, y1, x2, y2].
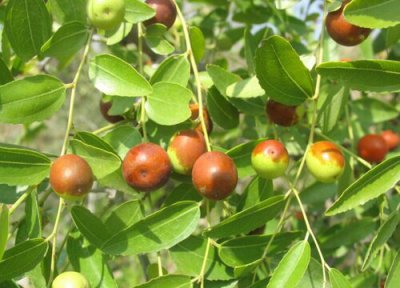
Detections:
[0, 0, 400, 287]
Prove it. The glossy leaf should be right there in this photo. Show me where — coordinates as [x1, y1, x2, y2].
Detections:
[102, 201, 200, 255]
[89, 54, 153, 97]
[317, 60, 400, 93]
[125, 0, 156, 24]
[387, 250, 400, 288]
[207, 86, 240, 130]
[0, 239, 48, 281]
[297, 258, 326, 288]
[49, 0, 87, 24]
[236, 177, 273, 212]
[5, 0, 52, 61]
[326, 156, 400, 216]
[107, 22, 133, 46]
[189, 26, 205, 63]
[0, 59, 13, 85]
[352, 98, 399, 124]
[74, 131, 118, 155]
[24, 190, 41, 239]
[205, 196, 285, 238]
[0, 146, 50, 186]
[163, 183, 202, 206]
[134, 275, 192, 288]
[226, 76, 265, 99]
[145, 24, 174, 55]
[150, 54, 190, 87]
[146, 82, 192, 126]
[97, 167, 138, 195]
[0, 205, 9, 259]
[0, 75, 66, 124]
[255, 35, 314, 106]
[103, 125, 142, 159]
[267, 241, 311, 288]
[329, 268, 352, 288]
[104, 200, 144, 235]
[207, 64, 241, 97]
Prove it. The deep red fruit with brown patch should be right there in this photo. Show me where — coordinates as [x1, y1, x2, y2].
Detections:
[190, 103, 213, 134]
[325, 0, 371, 46]
[381, 130, 400, 151]
[144, 0, 177, 29]
[266, 100, 302, 127]
[192, 151, 238, 200]
[122, 143, 172, 192]
[99, 100, 124, 123]
[167, 130, 207, 175]
[50, 155, 94, 201]
[357, 134, 388, 163]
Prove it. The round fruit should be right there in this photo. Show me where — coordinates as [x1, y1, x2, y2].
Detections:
[52, 271, 89, 288]
[357, 134, 388, 163]
[50, 155, 94, 201]
[306, 141, 345, 183]
[144, 0, 177, 29]
[251, 140, 289, 179]
[167, 129, 207, 175]
[87, 0, 125, 30]
[100, 99, 124, 123]
[325, 0, 371, 46]
[266, 100, 302, 127]
[192, 151, 238, 200]
[122, 143, 172, 192]
[381, 130, 400, 151]
[190, 103, 213, 134]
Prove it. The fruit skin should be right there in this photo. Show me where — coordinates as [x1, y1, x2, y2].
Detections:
[99, 99, 124, 123]
[251, 140, 289, 179]
[87, 0, 125, 30]
[167, 129, 207, 175]
[122, 143, 172, 192]
[357, 134, 388, 163]
[52, 271, 89, 288]
[144, 0, 177, 29]
[266, 100, 303, 127]
[192, 151, 238, 200]
[190, 103, 213, 134]
[381, 130, 400, 151]
[306, 141, 345, 183]
[50, 155, 94, 201]
[325, 0, 371, 46]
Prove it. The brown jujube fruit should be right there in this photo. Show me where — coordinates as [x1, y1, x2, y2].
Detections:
[266, 100, 301, 127]
[325, 0, 371, 46]
[190, 103, 213, 134]
[357, 134, 388, 163]
[144, 0, 177, 29]
[122, 143, 172, 192]
[192, 151, 238, 200]
[100, 100, 124, 123]
[381, 130, 400, 151]
[50, 155, 94, 201]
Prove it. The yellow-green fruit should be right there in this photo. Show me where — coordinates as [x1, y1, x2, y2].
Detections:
[52, 272, 89, 288]
[87, 0, 125, 30]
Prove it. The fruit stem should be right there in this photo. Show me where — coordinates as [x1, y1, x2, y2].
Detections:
[137, 23, 149, 143]
[60, 30, 93, 155]
[92, 120, 129, 135]
[8, 185, 36, 216]
[174, 0, 212, 152]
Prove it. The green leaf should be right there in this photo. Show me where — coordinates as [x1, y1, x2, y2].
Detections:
[125, 0, 155, 24]
[352, 98, 399, 124]
[297, 258, 326, 288]
[244, 27, 256, 74]
[326, 156, 400, 216]
[0, 239, 48, 281]
[41, 22, 89, 59]
[103, 125, 142, 159]
[170, 236, 235, 281]
[316, 60, 400, 93]
[164, 183, 202, 206]
[102, 201, 200, 255]
[144, 24, 174, 55]
[344, 0, 400, 29]
[5, 0, 52, 61]
[189, 26, 205, 63]
[106, 22, 133, 46]
[71, 206, 112, 249]
[255, 35, 314, 106]
[207, 64, 241, 98]
[97, 167, 138, 195]
[218, 232, 301, 268]
[134, 275, 192, 288]
[0, 146, 50, 186]
[329, 268, 353, 288]
[48, 0, 87, 24]
[89, 54, 153, 97]
[207, 86, 240, 130]
[267, 241, 311, 288]
[0, 185, 20, 205]
[226, 76, 265, 99]
[362, 211, 400, 270]
[104, 200, 144, 235]
[205, 196, 285, 238]
[146, 82, 192, 126]
[24, 190, 41, 239]
[150, 54, 190, 87]
[75, 131, 117, 155]
[387, 249, 400, 288]
[0, 75, 67, 124]
[70, 139, 121, 179]
[0, 205, 9, 259]
[67, 232, 118, 288]
[0, 58, 13, 85]
[236, 176, 273, 212]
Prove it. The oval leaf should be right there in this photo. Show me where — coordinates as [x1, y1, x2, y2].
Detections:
[134, 275, 192, 288]
[207, 86, 240, 130]
[226, 140, 264, 178]
[150, 54, 190, 87]
[329, 268, 352, 288]
[387, 249, 400, 288]
[125, 0, 156, 24]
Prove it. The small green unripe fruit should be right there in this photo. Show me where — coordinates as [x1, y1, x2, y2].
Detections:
[167, 129, 207, 175]
[306, 141, 345, 183]
[52, 271, 89, 288]
[251, 140, 289, 179]
[87, 0, 125, 31]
